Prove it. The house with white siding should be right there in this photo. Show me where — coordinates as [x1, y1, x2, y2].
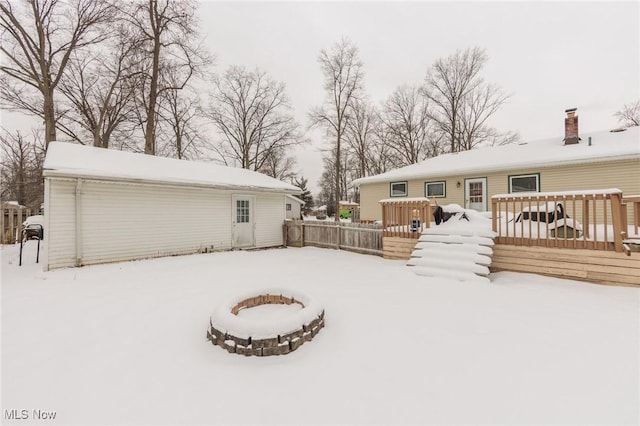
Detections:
[42, 142, 301, 270]
[354, 110, 640, 221]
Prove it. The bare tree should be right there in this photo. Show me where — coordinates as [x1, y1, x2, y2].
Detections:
[344, 98, 378, 179]
[0, 0, 115, 148]
[204, 66, 305, 171]
[258, 147, 298, 182]
[123, 0, 210, 155]
[382, 84, 441, 166]
[368, 118, 400, 174]
[425, 46, 510, 153]
[614, 99, 640, 127]
[309, 38, 364, 221]
[456, 83, 514, 150]
[156, 85, 205, 160]
[57, 29, 140, 148]
[479, 128, 520, 147]
[0, 129, 45, 209]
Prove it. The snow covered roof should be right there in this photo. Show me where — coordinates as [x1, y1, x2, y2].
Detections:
[43, 142, 301, 194]
[354, 126, 640, 186]
[1, 201, 25, 208]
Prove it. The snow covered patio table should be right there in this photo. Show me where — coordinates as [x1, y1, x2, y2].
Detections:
[2, 242, 639, 425]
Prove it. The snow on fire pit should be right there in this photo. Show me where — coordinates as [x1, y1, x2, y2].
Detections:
[207, 289, 325, 356]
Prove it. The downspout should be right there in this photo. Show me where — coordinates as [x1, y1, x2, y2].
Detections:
[75, 178, 83, 266]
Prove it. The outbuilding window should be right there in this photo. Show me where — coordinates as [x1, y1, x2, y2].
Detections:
[425, 181, 446, 198]
[509, 174, 540, 193]
[286, 203, 292, 211]
[236, 200, 250, 223]
[390, 181, 408, 197]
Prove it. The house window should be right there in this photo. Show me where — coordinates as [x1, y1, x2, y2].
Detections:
[509, 174, 540, 193]
[390, 181, 408, 197]
[286, 203, 292, 211]
[425, 181, 446, 198]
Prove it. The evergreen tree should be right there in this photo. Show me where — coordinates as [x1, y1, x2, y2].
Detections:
[293, 177, 314, 216]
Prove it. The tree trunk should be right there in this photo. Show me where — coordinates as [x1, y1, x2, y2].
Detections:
[43, 91, 57, 148]
[145, 21, 161, 155]
[176, 130, 182, 159]
[335, 132, 341, 222]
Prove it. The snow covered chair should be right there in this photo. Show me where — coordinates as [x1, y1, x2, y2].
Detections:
[515, 202, 582, 238]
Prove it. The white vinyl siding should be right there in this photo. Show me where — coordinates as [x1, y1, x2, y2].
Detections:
[45, 177, 289, 269]
[46, 178, 77, 269]
[77, 181, 232, 265]
[255, 193, 286, 247]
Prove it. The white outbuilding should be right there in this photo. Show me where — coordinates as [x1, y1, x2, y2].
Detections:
[42, 142, 301, 270]
[285, 195, 305, 220]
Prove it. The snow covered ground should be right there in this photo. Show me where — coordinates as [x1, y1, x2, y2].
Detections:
[2, 241, 639, 425]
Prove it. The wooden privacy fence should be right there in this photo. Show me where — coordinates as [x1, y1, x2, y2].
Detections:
[1, 206, 39, 244]
[284, 220, 383, 256]
[492, 189, 627, 252]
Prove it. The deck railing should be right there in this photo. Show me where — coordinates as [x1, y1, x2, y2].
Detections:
[380, 198, 431, 239]
[491, 189, 626, 252]
[623, 195, 640, 239]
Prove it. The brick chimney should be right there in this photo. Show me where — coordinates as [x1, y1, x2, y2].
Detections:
[564, 108, 579, 145]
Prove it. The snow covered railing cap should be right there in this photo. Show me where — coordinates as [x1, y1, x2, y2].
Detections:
[492, 188, 623, 200]
[379, 197, 430, 204]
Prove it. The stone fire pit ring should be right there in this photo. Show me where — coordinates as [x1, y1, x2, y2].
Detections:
[207, 289, 325, 357]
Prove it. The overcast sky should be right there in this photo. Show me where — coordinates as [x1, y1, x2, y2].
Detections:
[2, 1, 638, 195]
[200, 1, 639, 193]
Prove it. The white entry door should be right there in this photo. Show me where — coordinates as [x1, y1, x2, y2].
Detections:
[232, 195, 255, 248]
[465, 178, 487, 211]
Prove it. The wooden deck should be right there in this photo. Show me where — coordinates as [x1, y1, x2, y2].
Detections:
[491, 245, 640, 287]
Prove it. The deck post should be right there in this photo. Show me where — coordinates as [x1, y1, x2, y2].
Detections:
[609, 192, 625, 253]
[491, 198, 497, 234]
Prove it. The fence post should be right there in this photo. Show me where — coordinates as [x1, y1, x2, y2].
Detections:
[17, 208, 23, 243]
[9, 209, 14, 243]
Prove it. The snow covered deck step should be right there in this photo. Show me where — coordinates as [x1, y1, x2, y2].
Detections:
[418, 233, 495, 246]
[413, 241, 494, 256]
[411, 265, 490, 284]
[420, 227, 497, 239]
[408, 208, 497, 283]
[408, 257, 490, 275]
[409, 247, 492, 266]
